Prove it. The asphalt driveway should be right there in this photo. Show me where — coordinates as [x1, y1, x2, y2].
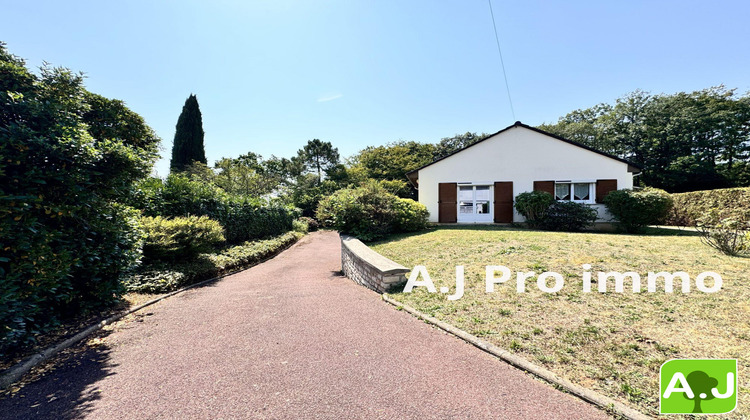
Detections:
[0, 231, 608, 419]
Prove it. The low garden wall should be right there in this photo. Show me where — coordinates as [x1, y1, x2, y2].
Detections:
[340, 234, 410, 293]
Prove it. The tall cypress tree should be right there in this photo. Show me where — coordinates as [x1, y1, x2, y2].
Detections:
[170, 94, 207, 172]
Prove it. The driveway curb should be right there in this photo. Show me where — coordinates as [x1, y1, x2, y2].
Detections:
[0, 236, 303, 391]
[381, 294, 652, 420]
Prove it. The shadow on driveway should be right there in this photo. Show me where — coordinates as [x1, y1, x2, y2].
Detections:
[0, 339, 116, 419]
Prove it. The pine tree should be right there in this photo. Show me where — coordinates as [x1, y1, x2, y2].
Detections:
[170, 94, 207, 172]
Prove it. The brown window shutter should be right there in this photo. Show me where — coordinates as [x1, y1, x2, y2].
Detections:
[595, 179, 617, 203]
[533, 181, 555, 196]
[493, 182, 513, 223]
[438, 182, 457, 223]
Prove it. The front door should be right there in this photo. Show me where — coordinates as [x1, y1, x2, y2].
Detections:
[458, 185, 492, 223]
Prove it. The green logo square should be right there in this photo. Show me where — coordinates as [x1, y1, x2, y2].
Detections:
[660, 359, 737, 414]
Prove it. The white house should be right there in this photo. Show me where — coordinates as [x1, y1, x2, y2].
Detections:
[405, 122, 640, 224]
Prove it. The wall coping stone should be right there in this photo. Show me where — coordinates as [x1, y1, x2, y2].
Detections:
[340, 234, 409, 275]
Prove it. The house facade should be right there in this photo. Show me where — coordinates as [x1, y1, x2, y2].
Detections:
[406, 122, 640, 224]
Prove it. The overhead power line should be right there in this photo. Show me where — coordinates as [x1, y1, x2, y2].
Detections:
[487, 0, 516, 121]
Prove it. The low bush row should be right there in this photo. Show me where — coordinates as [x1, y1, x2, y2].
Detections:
[514, 191, 597, 232]
[514, 187, 673, 233]
[130, 175, 297, 244]
[537, 201, 598, 232]
[123, 232, 303, 293]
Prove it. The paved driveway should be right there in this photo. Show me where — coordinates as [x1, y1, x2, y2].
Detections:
[1, 231, 607, 419]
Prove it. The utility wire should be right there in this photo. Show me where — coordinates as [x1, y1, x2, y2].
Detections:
[487, 0, 516, 121]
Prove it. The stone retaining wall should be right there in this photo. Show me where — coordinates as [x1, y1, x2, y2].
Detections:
[340, 234, 410, 293]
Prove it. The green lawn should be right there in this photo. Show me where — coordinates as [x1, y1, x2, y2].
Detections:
[370, 226, 749, 418]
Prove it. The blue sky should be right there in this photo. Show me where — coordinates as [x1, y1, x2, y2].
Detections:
[4, 0, 749, 176]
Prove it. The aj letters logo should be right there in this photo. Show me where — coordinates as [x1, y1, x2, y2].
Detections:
[660, 359, 737, 414]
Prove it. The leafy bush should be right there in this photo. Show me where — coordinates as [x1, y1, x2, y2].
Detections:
[537, 201, 598, 232]
[0, 44, 159, 354]
[667, 187, 750, 226]
[124, 232, 302, 293]
[514, 191, 555, 228]
[298, 216, 319, 232]
[393, 198, 429, 232]
[141, 216, 225, 261]
[130, 174, 296, 243]
[604, 188, 673, 233]
[292, 219, 309, 234]
[316, 182, 428, 241]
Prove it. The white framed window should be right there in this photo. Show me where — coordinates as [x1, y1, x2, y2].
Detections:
[554, 181, 594, 203]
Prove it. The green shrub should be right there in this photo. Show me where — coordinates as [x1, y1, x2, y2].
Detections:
[667, 187, 750, 226]
[292, 219, 309, 234]
[538, 201, 598, 232]
[131, 174, 296, 243]
[604, 188, 673, 233]
[316, 182, 427, 241]
[124, 232, 302, 293]
[298, 216, 319, 232]
[514, 191, 555, 228]
[141, 216, 225, 261]
[393, 198, 429, 232]
[0, 44, 159, 354]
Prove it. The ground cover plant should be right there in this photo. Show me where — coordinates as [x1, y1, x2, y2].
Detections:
[124, 231, 302, 294]
[371, 226, 749, 418]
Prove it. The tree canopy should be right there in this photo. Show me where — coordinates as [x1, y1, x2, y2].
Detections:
[434, 132, 489, 160]
[539, 87, 750, 192]
[298, 139, 340, 182]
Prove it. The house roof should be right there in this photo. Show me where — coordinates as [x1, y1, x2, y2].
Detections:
[405, 121, 642, 188]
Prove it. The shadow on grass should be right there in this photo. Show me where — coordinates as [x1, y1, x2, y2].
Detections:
[0, 334, 117, 419]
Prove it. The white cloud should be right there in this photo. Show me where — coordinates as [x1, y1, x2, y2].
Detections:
[317, 93, 343, 102]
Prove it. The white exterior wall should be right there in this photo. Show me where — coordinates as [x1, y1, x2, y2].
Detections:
[418, 126, 634, 223]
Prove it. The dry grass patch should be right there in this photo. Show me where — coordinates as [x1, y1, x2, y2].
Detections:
[371, 226, 749, 418]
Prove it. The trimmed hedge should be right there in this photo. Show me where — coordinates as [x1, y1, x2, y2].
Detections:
[667, 187, 750, 226]
[130, 175, 296, 243]
[123, 232, 303, 293]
